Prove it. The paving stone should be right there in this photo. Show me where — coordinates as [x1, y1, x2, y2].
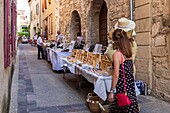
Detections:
[27, 100, 36, 105]
[18, 96, 27, 103]
[27, 104, 38, 111]
[18, 105, 27, 113]
[27, 94, 36, 101]
[29, 111, 47, 113]
[38, 106, 66, 113]
[18, 91, 26, 96]
[18, 102, 27, 106]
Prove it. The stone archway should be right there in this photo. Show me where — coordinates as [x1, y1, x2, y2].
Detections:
[70, 11, 81, 40]
[87, 0, 108, 46]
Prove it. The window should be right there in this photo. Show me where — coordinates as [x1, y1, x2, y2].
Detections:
[30, 11, 32, 21]
[45, 0, 47, 9]
[36, 3, 39, 15]
[49, 14, 53, 35]
[48, 0, 51, 4]
[42, 0, 45, 12]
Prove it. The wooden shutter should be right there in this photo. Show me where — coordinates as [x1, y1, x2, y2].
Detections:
[11, 0, 16, 57]
[42, 0, 45, 12]
[99, 2, 107, 46]
[45, 0, 47, 9]
[4, 0, 11, 68]
[48, 0, 51, 4]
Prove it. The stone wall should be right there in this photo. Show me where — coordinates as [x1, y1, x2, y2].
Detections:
[151, 0, 170, 101]
[135, 0, 170, 101]
[59, 0, 130, 45]
[42, 0, 59, 40]
[134, 0, 152, 87]
[0, 0, 15, 112]
[29, 0, 41, 39]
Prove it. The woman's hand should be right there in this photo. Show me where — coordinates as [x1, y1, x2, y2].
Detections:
[108, 92, 114, 102]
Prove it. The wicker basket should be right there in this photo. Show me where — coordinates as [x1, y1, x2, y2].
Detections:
[86, 93, 101, 113]
[101, 104, 110, 113]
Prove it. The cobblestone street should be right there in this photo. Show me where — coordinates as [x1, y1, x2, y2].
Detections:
[9, 44, 170, 113]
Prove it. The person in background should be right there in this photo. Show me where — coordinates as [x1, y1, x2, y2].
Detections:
[76, 32, 83, 45]
[34, 33, 38, 40]
[74, 32, 84, 49]
[56, 30, 64, 47]
[37, 34, 44, 60]
[33, 33, 38, 46]
[108, 29, 139, 113]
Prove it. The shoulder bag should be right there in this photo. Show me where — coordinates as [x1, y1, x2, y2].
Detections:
[116, 52, 132, 107]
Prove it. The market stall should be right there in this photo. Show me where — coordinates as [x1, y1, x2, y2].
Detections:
[61, 49, 113, 101]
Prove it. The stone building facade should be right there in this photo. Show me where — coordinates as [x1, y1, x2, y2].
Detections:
[28, 0, 42, 39]
[59, 0, 170, 101]
[59, 0, 130, 46]
[41, 0, 60, 40]
[0, 0, 17, 112]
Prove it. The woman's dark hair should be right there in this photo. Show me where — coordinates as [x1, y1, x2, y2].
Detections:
[112, 29, 132, 58]
[77, 32, 81, 36]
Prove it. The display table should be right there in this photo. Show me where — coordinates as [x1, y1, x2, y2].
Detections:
[46, 47, 51, 62]
[61, 58, 112, 101]
[50, 50, 71, 71]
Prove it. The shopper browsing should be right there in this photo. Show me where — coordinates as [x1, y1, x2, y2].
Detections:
[108, 29, 139, 112]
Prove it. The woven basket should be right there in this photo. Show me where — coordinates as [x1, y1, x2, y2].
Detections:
[101, 104, 110, 113]
[86, 93, 101, 113]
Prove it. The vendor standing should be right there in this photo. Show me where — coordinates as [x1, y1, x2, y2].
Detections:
[37, 34, 44, 60]
[74, 32, 85, 49]
[56, 30, 64, 47]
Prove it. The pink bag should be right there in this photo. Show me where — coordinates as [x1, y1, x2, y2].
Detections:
[116, 92, 132, 107]
[116, 52, 132, 107]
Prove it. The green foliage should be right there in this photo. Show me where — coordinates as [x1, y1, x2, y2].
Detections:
[17, 32, 29, 37]
[18, 25, 31, 37]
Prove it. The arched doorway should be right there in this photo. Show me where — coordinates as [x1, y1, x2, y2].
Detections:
[87, 0, 108, 46]
[99, 2, 107, 46]
[70, 11, 81, 40]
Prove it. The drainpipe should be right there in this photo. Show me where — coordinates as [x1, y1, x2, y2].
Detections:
[129, 0, 133, 21]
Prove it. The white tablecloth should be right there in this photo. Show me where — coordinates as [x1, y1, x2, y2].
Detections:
[61, 58, 76, 73]
[50, 50, 71, 71]
[61, 58, 112, 101]
[46, 47, 51, 62]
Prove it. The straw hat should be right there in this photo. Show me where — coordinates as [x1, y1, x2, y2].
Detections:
[114, 18, 135, 32]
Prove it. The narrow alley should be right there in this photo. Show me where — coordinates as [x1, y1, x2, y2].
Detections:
[9, 44, 170, 113]
[10, 44, 90, 113]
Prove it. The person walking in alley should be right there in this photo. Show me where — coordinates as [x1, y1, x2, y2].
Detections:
[37, 34, 44, 60]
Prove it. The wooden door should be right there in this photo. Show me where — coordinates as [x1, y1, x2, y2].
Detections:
[99, 2, 107, 46]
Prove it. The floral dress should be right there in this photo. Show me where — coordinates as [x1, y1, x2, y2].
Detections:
[109, 60, 139, 113]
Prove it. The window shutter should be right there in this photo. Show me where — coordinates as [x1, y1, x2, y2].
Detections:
[48, 0, 51, 4]
[11, 0, 16, 57]
[42, 0, 45, 12]
[4, 0, 11, 68]
[45, 0, 47, 9]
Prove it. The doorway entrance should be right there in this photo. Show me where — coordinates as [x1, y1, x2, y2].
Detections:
[70, 11, 81, 40]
